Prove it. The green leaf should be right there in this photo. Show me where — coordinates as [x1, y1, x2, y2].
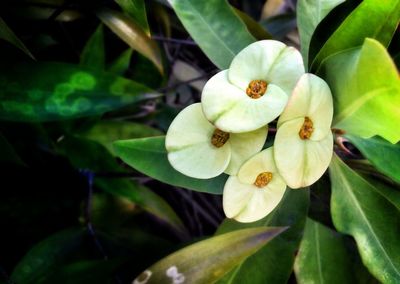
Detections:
[321, 38, 400, 144]
[0, 16, 35, 59]
[97, 8, 163, 73]
[11, 228, 86, 284]
[168, 0, 255, 69]
[132, 227, 286, 284]
[329, 154, 400, 283]
[310, 0, 400, 70]
[59, 136, 184, 232]
[80, 24, 105, 70]
[115, 0, 150, 33]
[0, 62, 158, 122]
[82, 120, 162, 156]
[216, 188, 309, 283]
[347, 135, 400, 183]
[113, 136, 228, 194]
[297, 0, 345, 68]
[233, 8, 272, 40]
[108, 48, 133, 75]
[294, 218, 355, 284]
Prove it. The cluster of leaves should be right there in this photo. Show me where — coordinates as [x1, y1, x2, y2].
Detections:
[0, 0, 399, 283]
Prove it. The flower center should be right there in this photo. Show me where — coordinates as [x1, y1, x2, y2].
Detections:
[246, 80, 268, 99]
[211, 129, 230, 148]
[299, 116, 314, 140]
[254, 172, 273, 188]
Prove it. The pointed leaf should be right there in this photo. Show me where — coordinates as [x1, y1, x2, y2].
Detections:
[108, 48, 133, 75]
[80, 24, 105, 70]
[132, 227, 286, 284]
[294, 218, 355, 284]
[321, 38, 400, 143]
[168, 0, 255, 69]
[115, 0, 150, 33]
[329, 155, 400, 283]
[97, 8, 163, 73]
[113, 136, 228, 194]
[0, 62, 157, 122]
[347, 135, 400, 183]
[216, 188, 309, 283]
[311, 0, 400, 70]
[297, 0, 345, 67]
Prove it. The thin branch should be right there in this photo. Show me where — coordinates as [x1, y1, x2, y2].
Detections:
[152, 36, 197, 46]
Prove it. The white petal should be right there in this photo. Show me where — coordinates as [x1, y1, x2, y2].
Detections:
[224, 126, 268, 175]
[229, 40, 304, 95]
[274, 118, 334, 188]
[237, 147, 279, 184]
[278, 73, 333, 141]
[202, 70, 288, 132]
[223, 176, 287, 223]
[166, 103, 231, 179]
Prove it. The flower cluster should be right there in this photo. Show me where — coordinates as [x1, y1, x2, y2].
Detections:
[166, 40, 334, 223]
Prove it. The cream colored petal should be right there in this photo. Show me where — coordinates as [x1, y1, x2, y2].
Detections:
[237, 147, 279, 184]
[223, 174, 287, 223]
[229, 40, 304, 95]
[224, 126, 268, 175]
[274, 119, 334, 188]
[166, 103, 231, 179]
[277, 74, 333, 141]
[203, 80, 288, 133]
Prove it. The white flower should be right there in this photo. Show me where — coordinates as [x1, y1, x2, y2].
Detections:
[223, 147, 287, 223]
[274, 73, 334, 189]
[165, 103, 267, 179]
[201, 40, 304, 133]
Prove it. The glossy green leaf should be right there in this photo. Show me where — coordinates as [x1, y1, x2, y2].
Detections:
[297, 0, 345, 67]
[11, 228, 86, 283]
[59, 136, 184, 232]
[115, 0, 150, 33]
[216, 188, 309, 283]
[0, 16, 35, 59]
[347, 135, 400, 183]
[321, 38, 400, 144]
[233, 8, 272, 40]
[0, 62, 158, 122]
[294, 218, 355, 284]
[329, 155, 400, 283]
[311, 0, 400, 70]
[113, 136, 228, 194]
[108, 48, 133, 75]
[80, 25, 105, 70]
[82, 120, 162, 155]
[132, 227, 286, 284]
[97, 8, 163, 73]
[168, 0, 255, 69]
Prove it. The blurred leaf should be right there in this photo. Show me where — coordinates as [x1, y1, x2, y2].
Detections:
[347, 135, 400, 183]
[294, 218, 355, 284]
[216, 188, 309, 283]
[168, 0, 255, 69]
[172, 60, 206, 92]
[329, 155, 400, 283]
[97, 8, 163, 73]
[310, 0, 400, 70]
[132, 227, 286, 284]
[113, 136, 228, 194]
[0, 16, 35, 59]
[0, 132, 25, 166]
[82, 120, 162, 155]
[321, 38, 400, 144]
[115, 0, 150, 34]
[11, 228, 86, 284]
[297, 0, 345, 67]
[260, 13, 297, 40]
[0, 62, 158, 122]
[108, 49, 133, 75]
[80, 25, 105, 70]
[233, 8, 272, 40]
[59, 136, 184, 232]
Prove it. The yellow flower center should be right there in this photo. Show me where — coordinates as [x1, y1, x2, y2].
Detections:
[299, 116, 314, 140]
[211, 129, 230, 148]
[254, 172, 273, 188]
[246, 80, 268, 99]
